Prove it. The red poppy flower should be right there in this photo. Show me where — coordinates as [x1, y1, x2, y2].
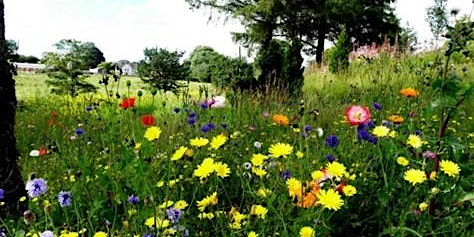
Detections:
[120, 98, 136, 109]
[345, 105, 371, 126]
[140, 114, 156, 126]
[39, 148, 48, 156]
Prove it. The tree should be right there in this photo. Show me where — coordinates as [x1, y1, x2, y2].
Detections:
[426, 0, 449, 44]
[0, 0, 27, 218]
[43, 39, 105, 70]
[188, 45, 220, 83]
[137, 47, 188, 94]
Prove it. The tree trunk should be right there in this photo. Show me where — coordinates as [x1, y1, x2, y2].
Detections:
[315, 0, 327, 65]
[0, 0, 27, 218]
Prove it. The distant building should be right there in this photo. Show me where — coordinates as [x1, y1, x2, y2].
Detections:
[13, 62, 46, 74]
[121, 63, 136, 76]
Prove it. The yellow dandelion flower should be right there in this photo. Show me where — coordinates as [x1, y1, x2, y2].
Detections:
[251, 153, 267, 167]
[190, 137, 209, 147]
[389, 130, 397, 138]
[286, 178, 303, 198]
[198, 212, 215, 219]
[269, 142, 293, 158]
[342, 185, 357, 196]
[257, 187, 272, 197]
[214, 162, 231, 178]
[144, 126, 161, 141]
[404, 169, 426, 185]
[250, 204, 268, 219]
[145, 217, 170, 229]
[407, 134, 425, 149]
[248, 231, 259, 237]
[193, 158, 215, 179]
[439, 160, 460, 177]
[299, 226, 315, 237]
[317, 189, 344, 211]
[173, 200, 188, 210]
[252, 167, 267, 178]
[326, 161, 346, 178]
[210, 134, 227, 149]
[171, 146, 188, 161]
[372, 126, 390, 137]
[197, 192, 218, 212]
[419, 202, 429, 212]
[158, 200, 174, 209]
[311, 170, 325, 181]
[295, 151, 304, 159]
[93, 232, 107, 237]
[396, 156, 409, 166]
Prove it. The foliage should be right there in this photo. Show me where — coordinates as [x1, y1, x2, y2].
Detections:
[137, 47, 188, 95]
[42, 39, 105, 70]
[45, 63, 97, 97]
[328, 29, 351, 73]
[399, 23, 418, 53]
[426, 0, 449, 43]
[188, 45, 220, 83]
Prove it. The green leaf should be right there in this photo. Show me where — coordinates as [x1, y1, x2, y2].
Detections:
[15, 230, 26, 237]
[459, 192, 474, 206]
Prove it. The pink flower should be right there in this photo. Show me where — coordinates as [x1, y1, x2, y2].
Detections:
[345, 105, 371, 126]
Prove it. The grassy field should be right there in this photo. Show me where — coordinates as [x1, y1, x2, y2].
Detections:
[3, 54, 474, 237]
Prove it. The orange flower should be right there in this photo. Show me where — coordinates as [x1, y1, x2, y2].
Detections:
[272, 114, 289, 126]
[388, 115, 404, 124]
[400, 88, 419, 97]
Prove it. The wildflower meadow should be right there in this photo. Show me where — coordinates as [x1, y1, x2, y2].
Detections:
[1, 54, 474, 237]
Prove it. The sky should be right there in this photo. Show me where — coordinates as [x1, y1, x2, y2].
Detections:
[4, 0, 474, 62]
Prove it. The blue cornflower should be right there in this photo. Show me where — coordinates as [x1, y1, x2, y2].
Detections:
[326, 154, 335, 162]
[187, 116, 197, 125]
[373, 102, 382, 110]
[25, 178, 47, 198]
[200, 103, 208, 109]
[173, 107, 181, 113]
[280, 170, 292, 180]
[166, 207, 182, 223]
[368, 136, 378, 145]
[58, 191, 72, 207]
[128, 194, 140, 204]
[75, 128, 85, 135]
[221, 123, 228, 130]
[325, 135, 340, 148]
[143, 234, 156, 237]
[188, 112, 197, 118]
[357, 127, 371, 141]
[85, 106, 94, 112]
[304, 125, 312, 132]
[0, 188, 4, 199]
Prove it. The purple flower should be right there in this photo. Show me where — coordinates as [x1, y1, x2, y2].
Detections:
[188, 112, 197, 118]
[367, 136, 378, 145]
[85, 106, 94, 112]
[357, 127, 371, 141]
[25, 178, 47, 197]
[200, 124, 212, 132]
[221, 123, 228, 130]
[326, 154, 335, 162]
[0, 188, 4, 199]
[128, 194, 140, 204]
[415, 130, 422, 135]
[382, 120, 392, 127]
[58, 191, 72, 207]
[325, 135, 340, 148]
[187, 117, 197, 125]
[75, 128, 85, 135]
[373, 102, 382, 110]
[304, 125, 312, 132]
[200, 103, 208, 109]
[143, 234, 156, 237]
[166, 207, 182, 223]
[422, 151, 437, 160]
[280, 170, 292, 180]
[173, 107, 181, 113]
